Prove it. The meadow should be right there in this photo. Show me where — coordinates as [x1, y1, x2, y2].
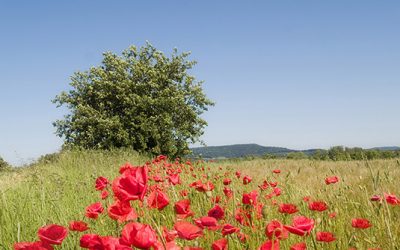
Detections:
[0, 150, 399, 249]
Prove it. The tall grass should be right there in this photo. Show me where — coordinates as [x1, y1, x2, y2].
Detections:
[0, 150, 399, 249]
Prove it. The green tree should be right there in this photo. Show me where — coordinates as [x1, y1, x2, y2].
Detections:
[286, 152, 308, 160]
[53, 43, 214, 157]
[0, 156, 10, 171]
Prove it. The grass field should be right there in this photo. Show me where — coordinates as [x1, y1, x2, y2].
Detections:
[1, 150, 399, 249]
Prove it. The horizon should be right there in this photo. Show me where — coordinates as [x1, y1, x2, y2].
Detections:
[1, 1, 400, 165]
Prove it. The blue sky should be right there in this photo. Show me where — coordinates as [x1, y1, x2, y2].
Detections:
[1, 1, 399, 165]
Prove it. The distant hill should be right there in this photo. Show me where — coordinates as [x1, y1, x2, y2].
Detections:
[190, 143, 297, 159]
[190, 144, 400, 159]
[370, 146, 400, 151]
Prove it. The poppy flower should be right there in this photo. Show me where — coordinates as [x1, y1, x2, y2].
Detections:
[316, 232, 336, 242]
[284, 216, 314, 236]
[79, 234, 102, 249]
[221, 224, 240, 236]
[14, 241, 54, 250]
[121, 222, 157, 249]
[223, 178, 232, 185]
[309, 201, 328, 212]
[290, 242, 306, 250]
[259, 180, 269, 190]
[108, 200, 137, 223]
[208, 204, 225, 220]
[212, 238, 228, 250]
[194, 216, 219, 230]
[174, 221, 203, 240]
[370, 195, 381, 202]
[258, 239, 280, 250]
[112, 166, 148, 202]
[243, 175, 252, 185]
[100, 190, 109, 200]
[37, 224, 68, 245]
[351, 218, 372, 229]
[175, 199, 194, 219]
[265, 220, 288, 240]
[325, 176, 339, 185]
[85, 202, 104, 219]
[69, 221, 89, 232]
[273, 169, 281, 174]
[168, 174, 181, 185]
[278, 203, 298, 214]
[100, 236, 131, 250]
[147, 189, 170, 210]
[384, 193, 399, 205]
[95, 176, 109, 191]
[235, 208, 251, 226]
[223, 187, 233, 198]
[242, 190, 258, 206]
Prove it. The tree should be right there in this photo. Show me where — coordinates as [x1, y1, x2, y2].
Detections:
[53, 43, 214, 157]
[0, 156, 10, 171]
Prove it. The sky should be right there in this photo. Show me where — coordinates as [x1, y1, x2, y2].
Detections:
[1, 1, 399, 165]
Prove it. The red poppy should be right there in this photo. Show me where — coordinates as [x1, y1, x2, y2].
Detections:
[309, 201, 328, 212]
[175, 199, 194, 219]
[112, 166, 148, 202]
[278, 203, 298, 214]
[37, 224, 68, 245]
[208, 204, 225, 220]
[69, 221, 89, 232]
[258, 239, 280, 250]
[384, 193, 399, 205]
[266, 220, 288, 240]
[290, 242, 306, 250]
[194, 216, 219, 230]
[325, 176, 339, 185]
[284, 216, 314, 236]
[79, 234, 102, 249]
[108, 200, 137, 223]
[351, 218, 372, 229]
[223, 187, 233, 198]
[221, 224, 240, 236]
[242, 190, 258, 206]
[95, 176, 109, 191]
[235, 171, 241, 178]
[316, 232, 336, 242]
[121, 222, 157, 249]
[223, 178, 232, 185]
[174, 221, 203, 240]
[212, 238, 228, 250]
[243, 175, 252, 185]
[273, 169, 281, 174]
[168, 174, 181, 185]
[148, 189, 170, 210]
[85, 202, 104, 219]
[259, 180, 269, 190]
[14, 241, 54, 250]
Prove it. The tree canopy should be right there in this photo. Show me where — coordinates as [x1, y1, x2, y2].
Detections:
[53, 43, 214, 157]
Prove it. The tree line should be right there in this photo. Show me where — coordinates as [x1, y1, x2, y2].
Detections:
[263, 146, 400, 161]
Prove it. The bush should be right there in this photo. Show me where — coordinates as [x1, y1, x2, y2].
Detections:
[0, 156, 10, 171]
[53, 42, 214, 158]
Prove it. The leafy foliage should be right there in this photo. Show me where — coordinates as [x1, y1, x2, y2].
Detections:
[0, 156, 10, 171]
[53, 43, 214, 157]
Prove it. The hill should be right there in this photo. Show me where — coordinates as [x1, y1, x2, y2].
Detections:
[190, 143, 297, 158]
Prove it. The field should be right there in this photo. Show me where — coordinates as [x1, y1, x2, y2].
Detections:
[0, 150, 399, 249]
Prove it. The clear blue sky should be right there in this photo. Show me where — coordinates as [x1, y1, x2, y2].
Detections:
[1, 1, 399, 165]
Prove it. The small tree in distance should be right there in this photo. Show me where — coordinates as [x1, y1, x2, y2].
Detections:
[53, 42, 214, 157]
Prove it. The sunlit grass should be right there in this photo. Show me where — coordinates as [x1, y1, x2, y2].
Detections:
[0, 150, 399, 249]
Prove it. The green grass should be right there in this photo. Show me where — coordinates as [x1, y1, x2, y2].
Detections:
[1, 150, 399, 249]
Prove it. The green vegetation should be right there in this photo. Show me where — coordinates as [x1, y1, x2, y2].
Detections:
[53, 42, 214, 158]
[0, 156, 10, 171]
[191, 144, 400, 161]
[1, 150, 399, 249]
